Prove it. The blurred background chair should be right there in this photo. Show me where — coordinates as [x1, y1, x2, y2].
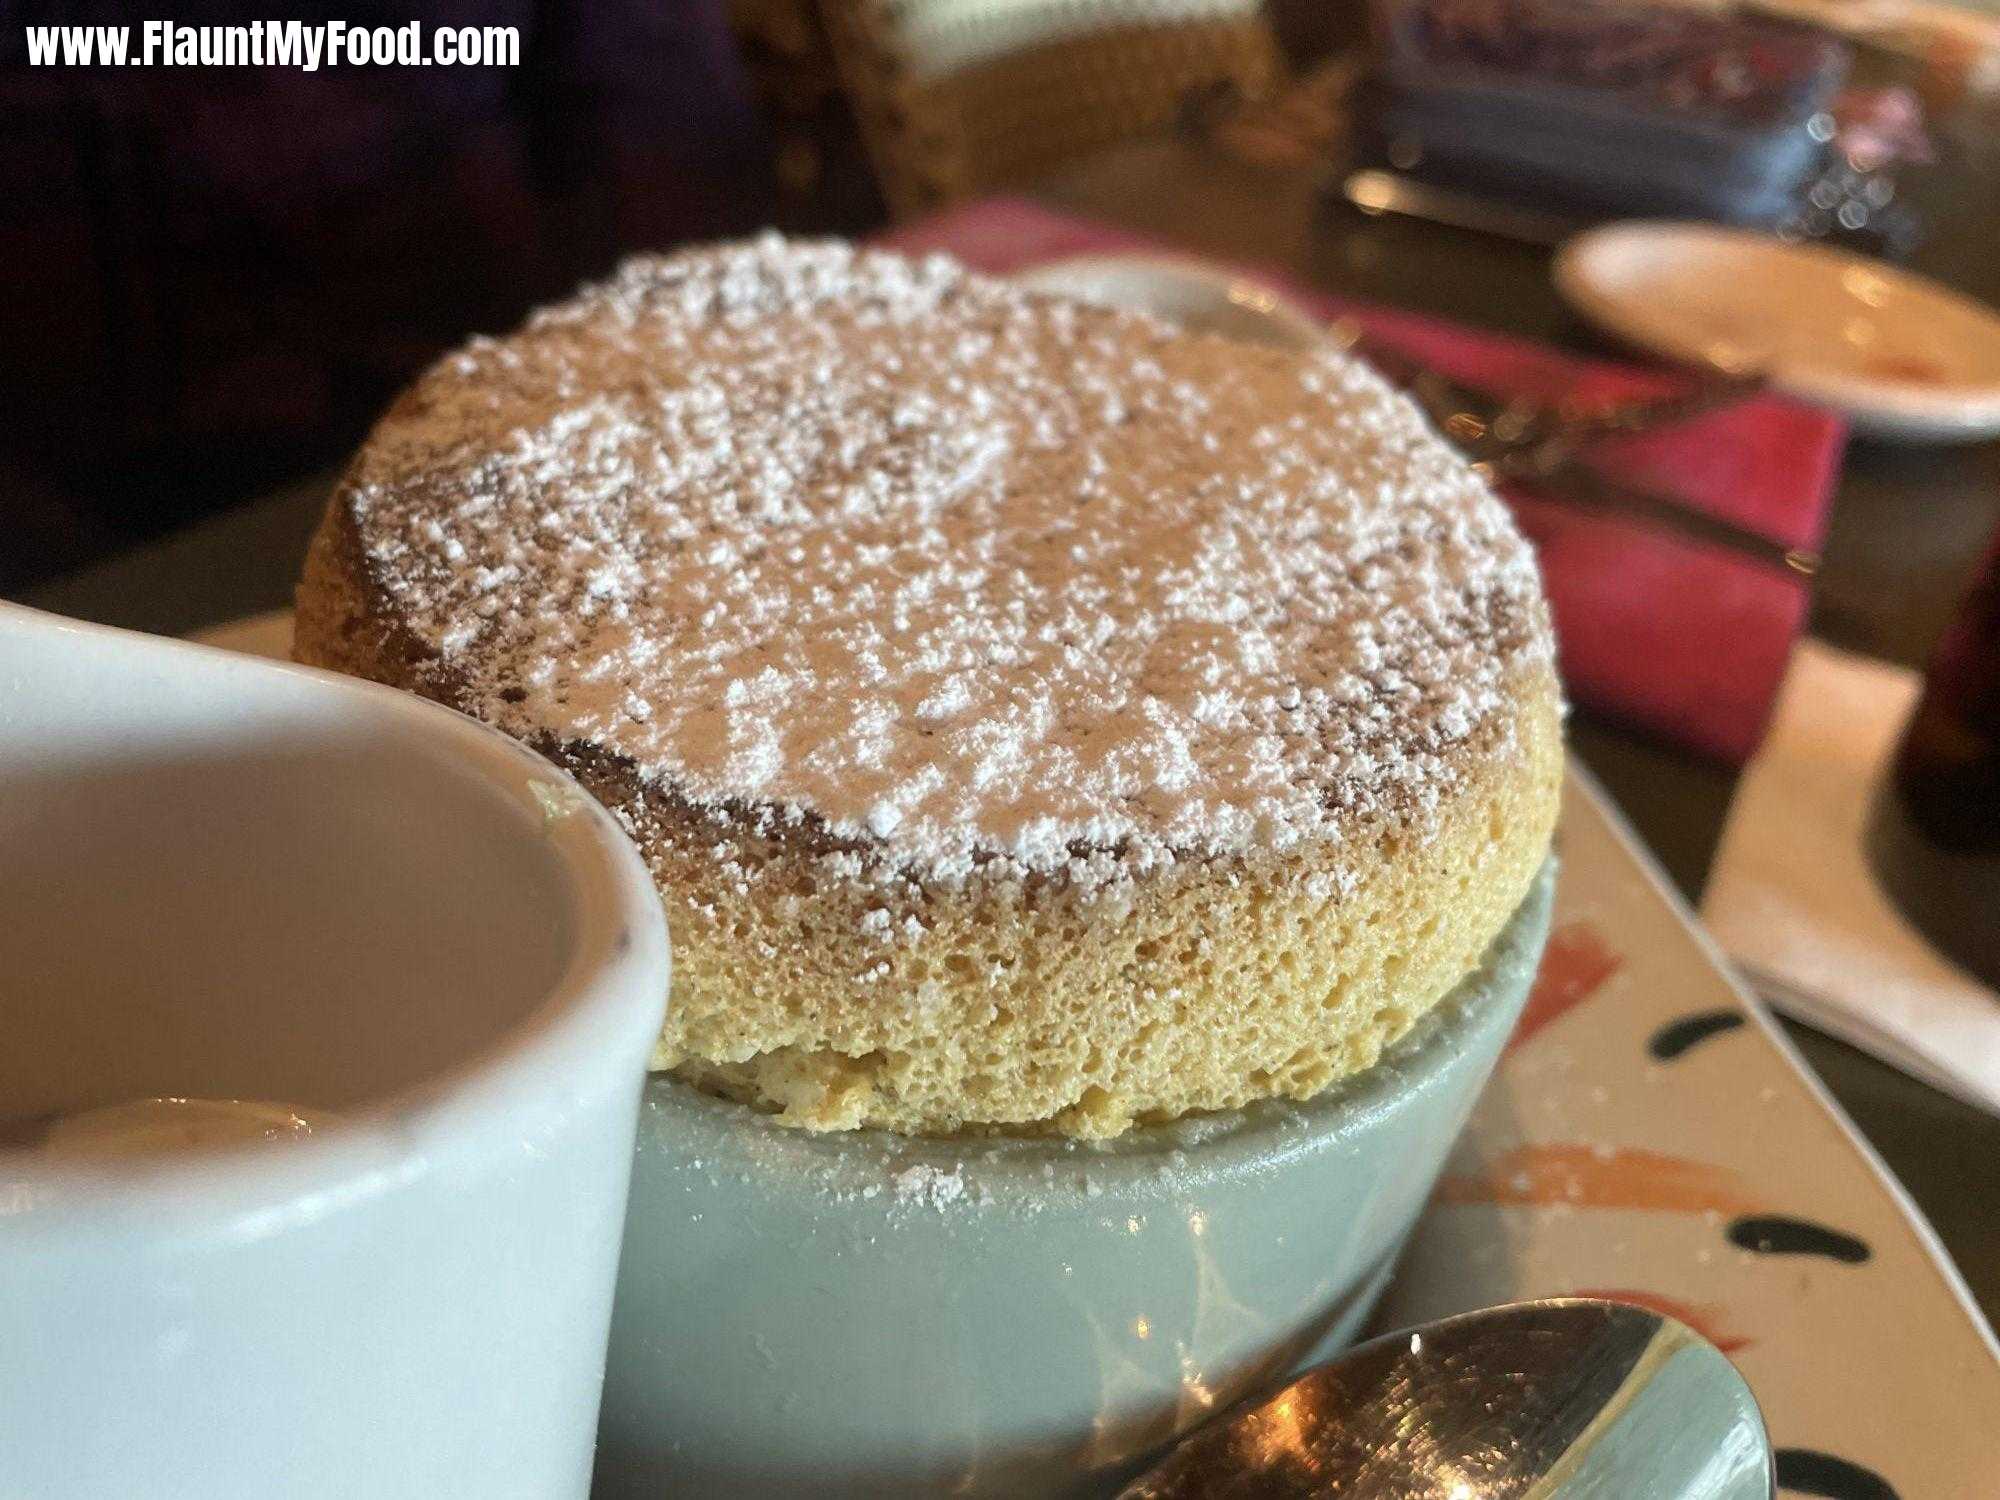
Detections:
[817, 0, 1284, 216]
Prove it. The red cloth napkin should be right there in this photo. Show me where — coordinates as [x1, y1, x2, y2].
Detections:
[878, 198, 1847, 765]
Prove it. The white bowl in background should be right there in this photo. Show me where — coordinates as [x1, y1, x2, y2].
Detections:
[0, 604, 669, 1500]
[1016, 254, 1330, 352]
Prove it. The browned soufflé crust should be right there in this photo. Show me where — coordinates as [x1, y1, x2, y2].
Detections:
[296, 234, 1563, 1138]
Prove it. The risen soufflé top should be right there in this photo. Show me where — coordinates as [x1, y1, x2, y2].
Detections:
[335, 234, 1553, 892]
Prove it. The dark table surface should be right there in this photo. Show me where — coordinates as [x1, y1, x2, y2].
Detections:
[17, 116, 2000, 1328]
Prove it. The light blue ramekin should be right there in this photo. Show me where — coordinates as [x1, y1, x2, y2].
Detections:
[599, 861, 1553, 1498]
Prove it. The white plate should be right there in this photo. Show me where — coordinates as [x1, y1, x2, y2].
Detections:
[1555, 222, 2000, 442]
[1016, 254, 1330, 351]
[204, 608, 2000, 1495]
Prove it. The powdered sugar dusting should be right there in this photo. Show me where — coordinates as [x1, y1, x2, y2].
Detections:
[341, 234, 1552, 888]
[891, 1162, 966, 1209]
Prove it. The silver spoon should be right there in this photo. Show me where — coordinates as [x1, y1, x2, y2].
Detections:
[1117, 1298, 1772, 1499]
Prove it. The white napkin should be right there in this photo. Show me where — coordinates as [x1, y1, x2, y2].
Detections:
[1701, 638, 2000, 1115]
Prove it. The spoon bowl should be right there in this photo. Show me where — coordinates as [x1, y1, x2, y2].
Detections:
[1119, 1298, 1771, 1499]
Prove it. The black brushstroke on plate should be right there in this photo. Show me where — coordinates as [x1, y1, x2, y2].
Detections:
[1648, 1009, 1746, 1060]
[1727, 1215, 1871, 1263]
[1776, 1447, 1899, 1499]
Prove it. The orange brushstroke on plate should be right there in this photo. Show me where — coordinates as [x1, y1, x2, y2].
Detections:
[1571, 1288, 1752, 1354]
[1435, 1144, 1761, 1215]
[1506, 920, 1623, 1052]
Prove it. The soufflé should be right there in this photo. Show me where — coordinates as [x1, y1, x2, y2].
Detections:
[296, 235, 1562, 1139]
